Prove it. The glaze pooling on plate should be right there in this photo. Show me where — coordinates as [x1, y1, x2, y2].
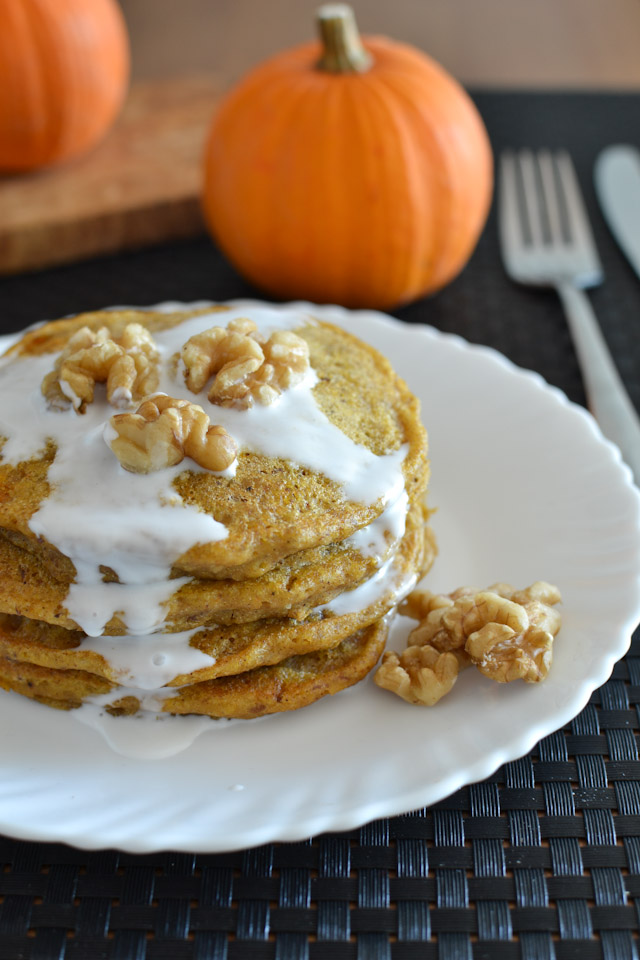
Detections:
[0, 304, 638, 853]
[74, 703, 245, 761]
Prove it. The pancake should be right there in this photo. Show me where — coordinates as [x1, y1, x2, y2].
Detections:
[0, 305, 428, 586]
[0, 519, 435, 685]
[0, 499, 428, 634]
[0, 301, 432, 725]
[0, 619, 388, 719]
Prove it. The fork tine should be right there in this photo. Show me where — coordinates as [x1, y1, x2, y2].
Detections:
[555, 151, 601, 266]
[517, 150, 545, 247]
[499, 147, 602, 290]
[537, 150, 564, 244]
[498, 152, 525, 256]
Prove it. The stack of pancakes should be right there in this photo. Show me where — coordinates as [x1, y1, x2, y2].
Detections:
[0, 303, 432, 719]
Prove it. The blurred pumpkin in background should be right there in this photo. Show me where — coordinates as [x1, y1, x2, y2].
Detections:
[203, 4, 493, 310]
[0, 0, 129, 172]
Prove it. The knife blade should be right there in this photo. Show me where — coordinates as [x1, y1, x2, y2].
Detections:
[594, 144, 640, 279]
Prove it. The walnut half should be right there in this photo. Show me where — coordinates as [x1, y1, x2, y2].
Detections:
[375, 645, 468, 706]
[42, 323, 159, 412]
[180, 317, 310, 409]
[375, 581, 562, 706]
[107, 395, 237, 474]
[465, 582, 562, 684]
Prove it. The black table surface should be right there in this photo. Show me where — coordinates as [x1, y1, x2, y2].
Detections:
[0, 91, 640, 960]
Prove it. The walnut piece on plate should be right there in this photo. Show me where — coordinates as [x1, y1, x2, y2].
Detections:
[42, 323, 159, 412]
[375, 644, 468, 706]
[465, 582, 562, 683]
[375, 581, 562, 706]
[181, 317, 310, 409]
[108, 394, 237, 474]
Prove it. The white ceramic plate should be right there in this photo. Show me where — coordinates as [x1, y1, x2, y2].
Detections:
[1, 302, 639, 853]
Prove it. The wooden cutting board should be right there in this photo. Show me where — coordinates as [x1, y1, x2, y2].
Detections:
[0, 74, 222, 275]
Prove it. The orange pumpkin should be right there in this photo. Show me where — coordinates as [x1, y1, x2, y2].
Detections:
[203, 5, 493, 310]
[0, 0, 129, 172]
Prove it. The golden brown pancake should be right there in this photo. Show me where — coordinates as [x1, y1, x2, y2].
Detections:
[0, 619, 388, 719]
[0, 307, 428, 582]
[0, 501, 429, 634]
[0, 521, 435, 684]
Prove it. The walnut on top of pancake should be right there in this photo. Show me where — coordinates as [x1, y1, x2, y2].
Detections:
[108, 395, 237, 475]
[180, 317, 310, 408]
[41, 323, 159, 413]
[375, 581, 562, 706]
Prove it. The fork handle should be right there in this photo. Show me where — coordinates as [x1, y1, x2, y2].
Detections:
[557, 280, 640, 485]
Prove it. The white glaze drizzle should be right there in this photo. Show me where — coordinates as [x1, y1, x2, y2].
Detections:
[345, 490, 409, 560]
[319, 546, 418, 617]
[78, 627, 213, 687]
[63, 578, 193, 638]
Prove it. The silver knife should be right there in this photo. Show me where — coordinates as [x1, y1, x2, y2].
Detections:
[594, 145, 640, 278]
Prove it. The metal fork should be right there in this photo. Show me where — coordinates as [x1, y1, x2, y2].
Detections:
[499, 149, 640, 484]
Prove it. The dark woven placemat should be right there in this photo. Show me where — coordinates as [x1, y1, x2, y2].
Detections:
[0, 92, 639, 959]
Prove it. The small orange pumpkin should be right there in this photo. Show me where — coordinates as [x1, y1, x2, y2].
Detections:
[0, 0, 130, 172]
[203, 5, 493, 310]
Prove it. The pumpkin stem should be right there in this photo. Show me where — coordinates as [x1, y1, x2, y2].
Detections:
[316, 5, 372, 74]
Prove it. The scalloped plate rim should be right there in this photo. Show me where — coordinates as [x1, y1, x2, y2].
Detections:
[0, 299, 638, 853]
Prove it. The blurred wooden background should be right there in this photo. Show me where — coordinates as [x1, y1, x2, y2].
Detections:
[121, 0, 640, 89]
